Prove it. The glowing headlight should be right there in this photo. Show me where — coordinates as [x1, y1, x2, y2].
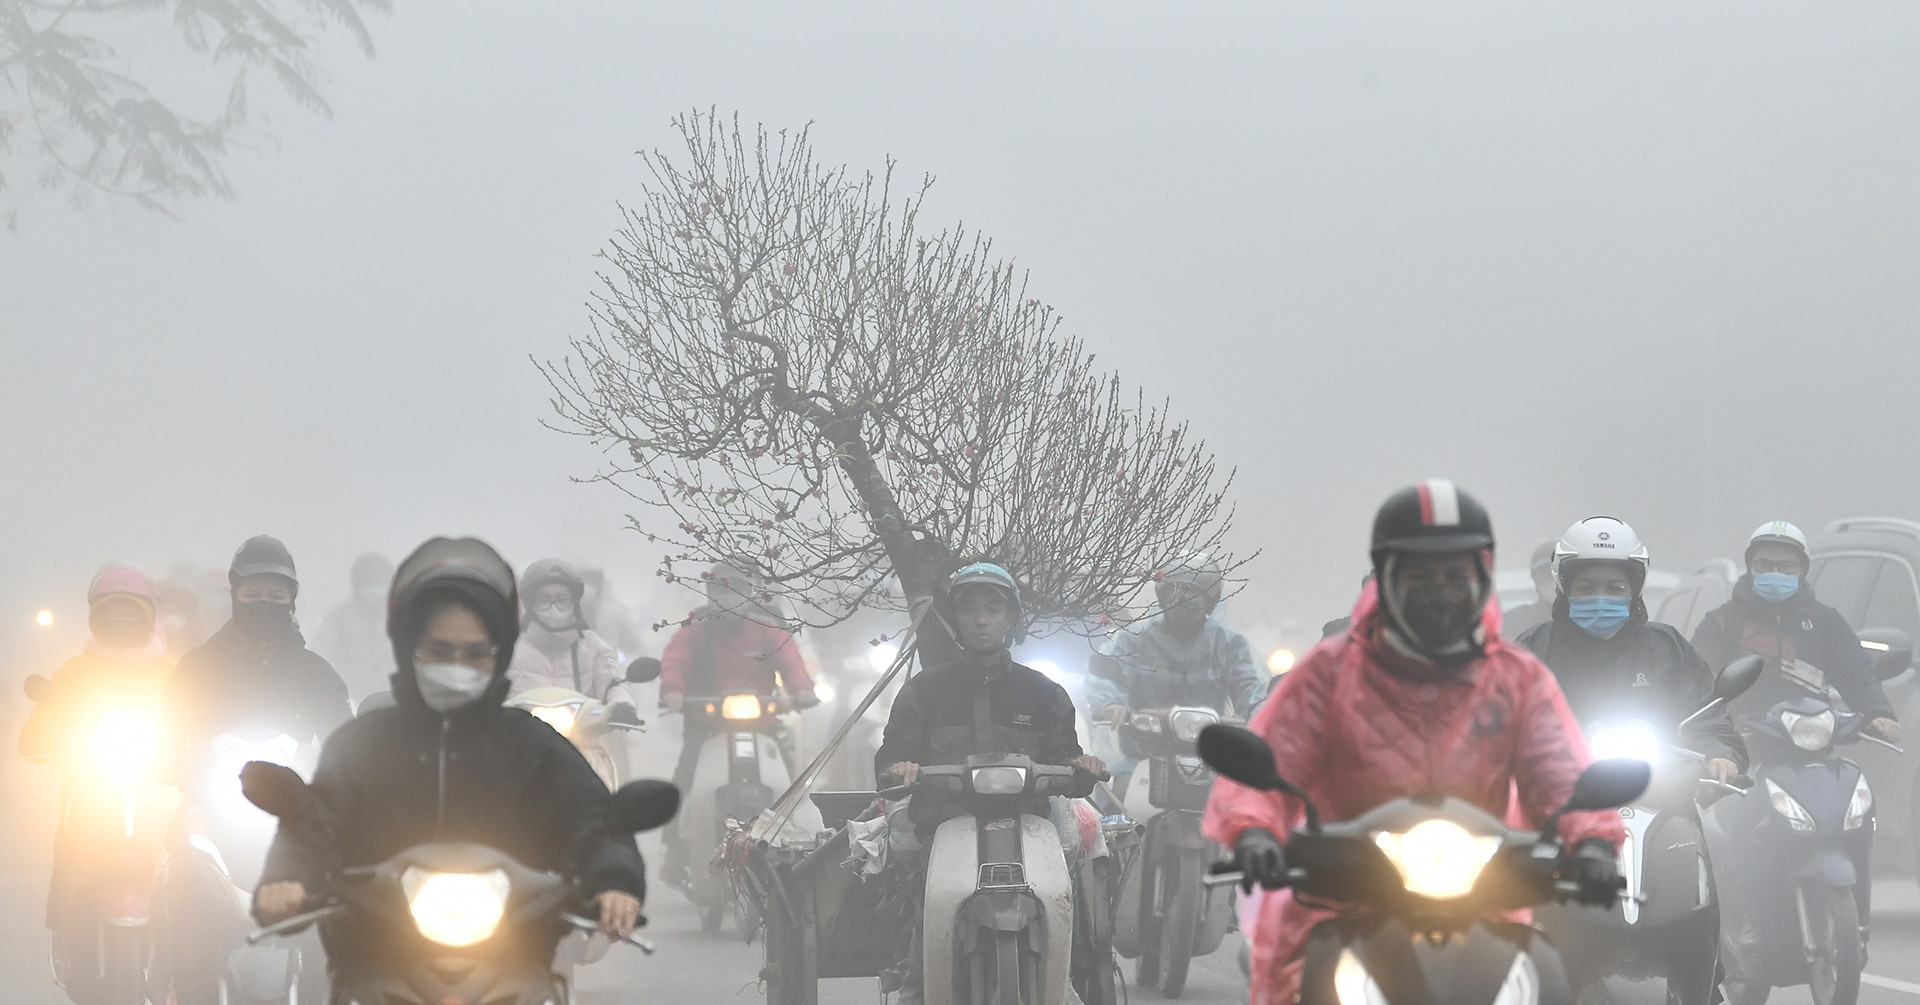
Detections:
[971, 765, 1029, 795]
[1371, 819, 1502, 900]
[721, 694, 764, 720]
[867, 643, 901, 674]
[1028, 659, 1063, 682]
[1169, 708, 1219, 742]
[528, 703, 580, 736]
[1781, 710, 1836, 752]
[813, 681, 836, 705]
[1334, 949, 1388, 1005]
[1267, 648, 1297, 675]
[92, 710, 160, 787]
[1845, 774, 1874, 831]
[403, 868, 509, 947]
[1766, 779, 1816, 832]
[1587, 721, 1661, 765]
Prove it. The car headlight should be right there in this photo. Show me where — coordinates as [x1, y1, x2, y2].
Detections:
[1334, 949, 1389, 1005]
[1169, 708, 1219, 742]
[92, 709, 160, 787]
[527, 703, 580, 736]
[403, 868, 509, 947]
[721, 694, 763, 720]
[1371, 819, 1502, 899]
[1766, 779, 1816, 832]
[1780, 710, 1836, 752]
[1587, 721, 1661, 765]
[1845, 774, 1874, 831]
[971, 765, 1029, 795]
[1129, 713, 1163, 733]
[1490, 951, 1541, 1005]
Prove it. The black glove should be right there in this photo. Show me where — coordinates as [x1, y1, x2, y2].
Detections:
[1234, 827, 1289, 890]
[609, 703, 641, 727]
[1563, 838, 1621, 907]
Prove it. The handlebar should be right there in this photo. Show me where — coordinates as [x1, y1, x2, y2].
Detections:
[562, 913, 656, 955]
[1865, 734, 1907, 755]
[246, 903, 344, 946]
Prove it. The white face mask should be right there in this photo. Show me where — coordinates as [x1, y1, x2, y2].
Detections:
[415, 662, 494, 713]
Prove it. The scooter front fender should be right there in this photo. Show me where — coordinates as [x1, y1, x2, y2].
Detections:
[1299, 915, 1571, 1005]
[1786, 851, 1857, 889]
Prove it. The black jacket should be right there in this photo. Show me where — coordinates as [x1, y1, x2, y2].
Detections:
[165, 619, 352, 783]
[1514, 603, 1747, 769]
[1691, 576, 1896, 725]
[876, 651, 1082, 776]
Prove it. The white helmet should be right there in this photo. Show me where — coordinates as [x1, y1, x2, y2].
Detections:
[1746, 521, 1809, 564]
[1553, 516, 1651, 596]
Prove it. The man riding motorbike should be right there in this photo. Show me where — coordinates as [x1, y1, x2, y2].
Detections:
[312, 553, 397, 701]
[1085, 552, 1265, 794]
[1690, 521, 1900, 740]
[251, 537, 646, 988]
[20, 564, 178, 1002]
[874, 561, 1108, 1005]
[161, 535, 352, 1005]
[506, 558, 640, 723]
[656, 557, 817, 880]
[1500, 541, 1560, 638]
[1202, 480, 1626, 1005]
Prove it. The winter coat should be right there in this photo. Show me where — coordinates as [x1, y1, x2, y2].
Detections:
[20, 635, 175, 766]
[506, 625, 634, 707]
[1515, 602, 1747, 769]
[658, 609, 814, 699]
[312, 597, 396, 701]
[1201, 583, 1625, 1005]
[256, 661, 644, 970]
[1084, 616, 1266, 718]
[1690, 576, 1896, 725]
[164, 619, 352, 797]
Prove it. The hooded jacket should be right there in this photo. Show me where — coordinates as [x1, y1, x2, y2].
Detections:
[1202, 583, 1624, 1005]
[506, 625, 634, 707]
[1084, 615, 1266, 719]
[164, 614, 352, 786]
[1690, 575, 1896, 725]
[1514, 598, 1746, 769]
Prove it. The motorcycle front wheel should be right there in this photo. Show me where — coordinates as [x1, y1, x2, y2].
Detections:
[1801, 884, 1863, 1005]
[102, 924, 147, 1005]
[1158, 854, 1202, 998]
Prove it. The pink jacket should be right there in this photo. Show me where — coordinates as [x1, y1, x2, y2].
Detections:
[1202, 582, 1624, 1005]
[506, 626, 634, 708]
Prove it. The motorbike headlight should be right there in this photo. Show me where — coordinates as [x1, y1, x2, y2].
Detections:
[1780, 710, 1836, 752]
[402, 868, 510, 947]
[1129, 713, 1163, 733]
[527, 703, 580, 736]
[971, 765, 1029, 795]
[1490, 951, 1541, 1005]
[1169, 708, 1219, 742]
[1845, 774, 1874, 831]
[867, 643, 901, 674]
[1370, 819, 1502, 900]
[1333, 949, 1389, 1005]
[1587, 721, 1661, 765]
[92, 709, 160, 787]
[1765, 778, 1817, 832]
[721, 694, 763, 720]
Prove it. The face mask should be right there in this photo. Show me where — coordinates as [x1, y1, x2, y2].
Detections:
[1568, 595, 1632, 639]
[232, 599, 295, 637]
[415, 662, 494, 713]
[1752, 572, 1800, 603]
[534, 601, 575, 631]
[1392, 581, 1482, 652]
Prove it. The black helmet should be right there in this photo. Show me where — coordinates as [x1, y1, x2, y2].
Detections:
[230, 535, 299, 597]
[1370, 480, 1496, 570]
[388, 537, 520, 675]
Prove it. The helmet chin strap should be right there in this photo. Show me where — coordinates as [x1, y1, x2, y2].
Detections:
[1377, 552, 1491, 666]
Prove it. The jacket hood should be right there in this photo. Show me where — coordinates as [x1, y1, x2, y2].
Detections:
[387, 537, 520, 712]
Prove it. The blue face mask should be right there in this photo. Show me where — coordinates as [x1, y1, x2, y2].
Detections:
[1752, 572, 1800, 603]
[1567, 595, 1632, 640]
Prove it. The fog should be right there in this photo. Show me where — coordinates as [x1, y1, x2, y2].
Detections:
[8, 3, 1920, 664]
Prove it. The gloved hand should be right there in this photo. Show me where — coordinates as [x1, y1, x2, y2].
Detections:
[661, 693, 683, 714]
[1234, 827, 1288, 890]
[609, 703, 641, 726]
[1563, 838, 1622, 907]
[792, 690, 821, 711]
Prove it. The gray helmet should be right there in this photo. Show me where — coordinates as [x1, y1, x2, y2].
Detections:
[1155, 552, 1225, 610]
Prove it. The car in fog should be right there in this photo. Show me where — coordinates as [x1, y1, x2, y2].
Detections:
[1652, 559, 1741, 638]
[1805, 517, 1920, 878]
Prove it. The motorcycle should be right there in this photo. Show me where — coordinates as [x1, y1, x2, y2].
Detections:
[1196, 723, 1651, 1005]
[1533, 655, 1763, 1005]
[1106, 706, 1236, 998]
[22, 674, 178, 1005]
[1714, 691, 1905, 1005]
[673, 690, 821, 933]
[240, 763, 680, 1005]
[882, 753, 1104, 1005]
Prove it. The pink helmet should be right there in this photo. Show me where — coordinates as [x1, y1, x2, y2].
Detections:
[88, 563, 158, 607]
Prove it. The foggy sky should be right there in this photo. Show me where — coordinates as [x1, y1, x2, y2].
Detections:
[7, 3, 1920, 660]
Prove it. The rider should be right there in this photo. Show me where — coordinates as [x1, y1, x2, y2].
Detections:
[161, 535, 352, 1005]
[1512, 516, 1745, 783]
[874, 562, 1108, 1005]
[1500, 540, 1560, 637]
[312, 552, 397, 700]
[656, 557, 818, 879]
[1690, 521, 1900, 740]
[505, 558, 641, 724]
[1203, 480, 1625, 1005]
[19, 564, 178, 991]
[1085, 552, 1265, 794]
[252, 537, 646, 983]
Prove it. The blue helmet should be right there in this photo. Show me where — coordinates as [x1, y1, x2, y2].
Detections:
[948, 562, 1021, 610]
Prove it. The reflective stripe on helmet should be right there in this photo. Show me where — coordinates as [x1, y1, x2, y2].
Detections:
[1418, 479, 1461, 527]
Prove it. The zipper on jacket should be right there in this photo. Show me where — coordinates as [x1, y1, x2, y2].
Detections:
[436, 716, 450, 836]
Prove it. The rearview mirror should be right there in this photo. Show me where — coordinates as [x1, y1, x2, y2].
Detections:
[1715, 655, 1764, 702]
[1859, 629, 1914, 681]
[1196, 724, 1284, 791]
[626, 657, 663, 684]
[240, 761, 311, 820]
[1561, 758, 1651, 813]
[608, 778, 681, 834]
[22, 674, 52, 704]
